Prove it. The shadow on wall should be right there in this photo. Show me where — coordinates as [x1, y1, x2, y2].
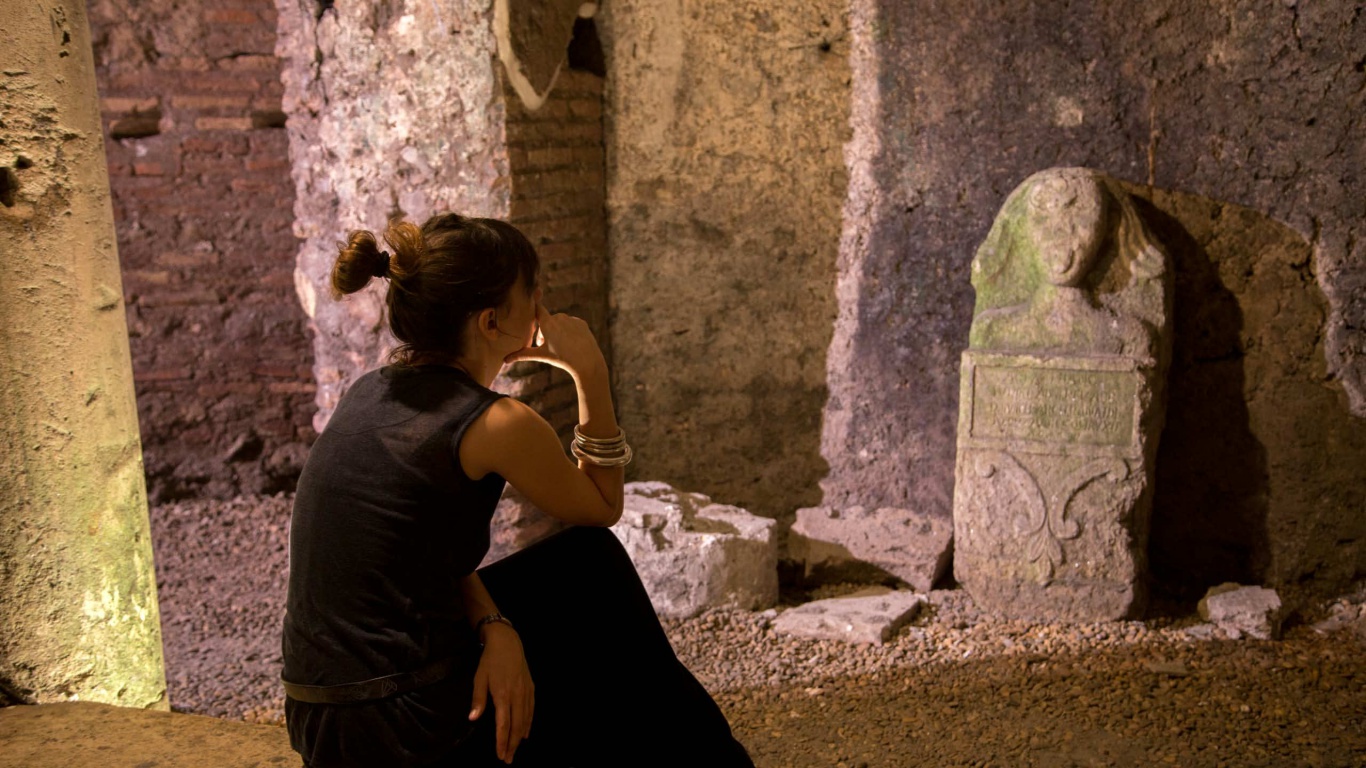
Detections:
[1139, 188, 1366, 601]
[1139, 197, 1269, 598]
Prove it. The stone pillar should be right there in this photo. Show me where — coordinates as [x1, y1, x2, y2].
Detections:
[952, 168, 1173, 622]
[275, 0, 511, 431]
[0, 0, 166, 707]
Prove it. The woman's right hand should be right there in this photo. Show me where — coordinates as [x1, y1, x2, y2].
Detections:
[469, 623, 534, 764]
[503, 303, 606, 383]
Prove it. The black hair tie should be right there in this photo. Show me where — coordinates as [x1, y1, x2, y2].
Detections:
[375, 250, 392, 279]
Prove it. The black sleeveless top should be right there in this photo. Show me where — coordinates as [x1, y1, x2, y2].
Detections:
[282, 364, 506, 767]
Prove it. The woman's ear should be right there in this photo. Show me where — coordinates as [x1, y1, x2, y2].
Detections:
[477, 307, 498, 340]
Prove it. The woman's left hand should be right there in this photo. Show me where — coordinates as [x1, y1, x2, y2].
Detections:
[469, 623, 535, 764]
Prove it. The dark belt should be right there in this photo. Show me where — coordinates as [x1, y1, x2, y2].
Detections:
[282, 656, 457, 705]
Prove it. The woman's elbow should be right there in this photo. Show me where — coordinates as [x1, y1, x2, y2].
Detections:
[589, 500, 622, 527]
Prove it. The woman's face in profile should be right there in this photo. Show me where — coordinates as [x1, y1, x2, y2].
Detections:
[498, 275, 543, 353]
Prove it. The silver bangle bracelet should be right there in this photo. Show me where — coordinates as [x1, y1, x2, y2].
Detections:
[571, 441, 634, 467]
[573, 424, 627, 448]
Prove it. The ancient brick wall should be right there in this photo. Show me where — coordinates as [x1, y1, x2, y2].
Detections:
[503, 68, 610, 441]
[90, 0, 313, 502]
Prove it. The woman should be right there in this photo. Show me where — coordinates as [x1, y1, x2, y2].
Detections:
[281, 213, 754, 767]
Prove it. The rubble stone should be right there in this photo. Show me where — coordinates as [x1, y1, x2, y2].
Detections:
[1197, 583, 1284, 641]
[771, 590, 925, 645]
[788, 506, 952, 592]
[611, 482, 778, 619]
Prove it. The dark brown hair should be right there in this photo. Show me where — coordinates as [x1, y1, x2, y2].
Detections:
[332, 213, 540, 365]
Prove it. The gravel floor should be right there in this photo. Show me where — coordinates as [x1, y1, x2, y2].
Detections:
[152, 495, 1366, 767]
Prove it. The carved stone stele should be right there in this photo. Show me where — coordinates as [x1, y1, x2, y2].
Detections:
[952, 168, 1173, 622]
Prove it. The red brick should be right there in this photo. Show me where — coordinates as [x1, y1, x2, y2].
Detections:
[252, 365, 298, 378]
[197, 382, 264, 398]
[196, 116, 254, 131]
[101, 96, 160, 113]
[244, 156, 289, 172]
[219, 55, 279, 72]
[172, 94, 252, 110]
[155, 250, 220, 267]
[183, 73, 262, 94]
[123, 270, 171, 286]
[134, 367, 193, 382]
[132, 162, 165, 176]
[204, 8, 259, 24]
[568, 98, 602, 120]
[230, 177, 282, 193]
[181, 135, 249, 154]
[268, 381, 317, 394]
[523, 147, 576, 170]
[182, 155, 244, 175]
[141, 290, 221, 307]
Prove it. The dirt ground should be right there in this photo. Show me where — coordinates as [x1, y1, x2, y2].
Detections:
[151, 495, 1366, 767]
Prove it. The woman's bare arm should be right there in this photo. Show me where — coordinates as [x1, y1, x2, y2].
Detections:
[460, 305, 624, 526]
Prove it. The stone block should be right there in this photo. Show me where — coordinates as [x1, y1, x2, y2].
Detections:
[953, 168, 1173, 622]
[788, 506, 952, 592]
[1197, 583, 1283, 641]
[611, 481, 778, 619]
[772, 590, 925, 645]
[481, 485, 566, 568]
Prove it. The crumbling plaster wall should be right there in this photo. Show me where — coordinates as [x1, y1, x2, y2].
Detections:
[827, 0, 1365, 593]
[88, 0, 313, 502]
[599, 1, 851, 519]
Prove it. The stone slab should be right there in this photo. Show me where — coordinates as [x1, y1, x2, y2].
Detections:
[789, 506, 952, 592]
[772, 591, 925, 645]
[0, 702, 294, 767]
[1197, 583, 1283, 641]
[612, 481, 778, 619]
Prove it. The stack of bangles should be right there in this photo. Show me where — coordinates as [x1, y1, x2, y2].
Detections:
[571, 425, 634, 467]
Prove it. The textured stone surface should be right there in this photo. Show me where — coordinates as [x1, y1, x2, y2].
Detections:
[275, 0, 510, 433]
[953, 169, 1172, 623]
[497, 0, 586, 107]
[771, 590, 924, 645]
[822, 1, 1366, 603]
[1198, 584, 1283, 641]
[0, 702, 294, 766]
[788, 506, 952, 592]
[1137, 189, 1366, 596]
[0, 0, 166, 708]
[612, 482, 778, 618]
[88, 0, 314, 502]
[480, 485, 566, 569]
[599, 1, 850, 519]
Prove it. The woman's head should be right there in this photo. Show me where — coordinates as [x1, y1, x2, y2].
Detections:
[331, 213, 540, 365]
